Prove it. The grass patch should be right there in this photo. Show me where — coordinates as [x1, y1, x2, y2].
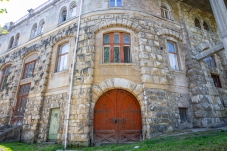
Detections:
[0, 130, 226, 151]
[0, 142, 63, 151]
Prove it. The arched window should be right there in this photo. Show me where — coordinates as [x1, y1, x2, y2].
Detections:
[69, 2, 77, 18]
[8, 36, 14, 49]
[23, 54, 37, 79]
[57, 43, 69, 72]
[103, 32, 131, 63]
[14, 33, 20, 47]
[0, 65, 11, 91]
[161, 3, 171, 20]
[38, 19, 45, 35]
[60, 7, 67, 23]
[30, 23, 38, 38]
[195, 18, 201, 29]
[203, 21, 209, 31]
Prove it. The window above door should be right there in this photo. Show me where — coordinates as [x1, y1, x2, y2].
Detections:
[110, 0, 123, 7]
[103, 32, 131, 63]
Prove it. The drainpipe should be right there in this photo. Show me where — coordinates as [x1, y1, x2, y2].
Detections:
[64, 0, 83, 149]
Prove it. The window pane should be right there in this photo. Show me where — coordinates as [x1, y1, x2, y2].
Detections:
[23, 65, 28, 79]
[210, 56, 215, 67]
[211, 75, 221, 87]
[205, 57, 210, 66]
[114, 34, 120, 44]
[27, 62, 35, 78]
[59, 43, 69, 54]
[169, 53, 179, 70]
[104, 34, 110, 44]
[110, 0, 115, 7]
[23, 61, 35, 79]
[114, 47, 120, 63]
[168, 42, 176, 53]
[57, 54, 68, 72]
[124, 34, 130, 44]
[104, 47, 110, 63]
[124, 46, 130, 63]
[117, 0, 122, 6]
[1, 75, 8, 91]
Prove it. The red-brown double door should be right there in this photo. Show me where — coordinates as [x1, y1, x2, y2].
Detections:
[94, 89, 142, 144]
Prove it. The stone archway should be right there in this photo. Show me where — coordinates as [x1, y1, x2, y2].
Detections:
[93, 89, 142, 145]
[91, 78, 146, 144]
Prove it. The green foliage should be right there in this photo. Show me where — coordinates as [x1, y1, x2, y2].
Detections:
[0, 25, 8, 34]
[0, 0, 10, 35]
[0, 0, 10, 14]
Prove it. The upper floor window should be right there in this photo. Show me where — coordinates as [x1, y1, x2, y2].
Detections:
[14, 33, 20, 47]
[205, 56, 216, 67]
[167, 42, 179, 70]
[60, 7, 67, 23]
[203, 21, 209, 31]
[8, 36, 14, 49]
[103, 32, 131, 63]
[161, 4, 171, 20]
[57, 43, 69, 72]
[110, 0, 122, 7]
[38, 19, 45, 35]
[30, 23, 37, 38]
[195, 18, 201, 29]
[69, 2, 77, 18]
[0, 65, 11, 91]
[23, 60, 36, 79]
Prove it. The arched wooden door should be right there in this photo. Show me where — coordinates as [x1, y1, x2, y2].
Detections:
[94, 89, 142, 144]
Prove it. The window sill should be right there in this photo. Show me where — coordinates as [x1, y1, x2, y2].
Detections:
[99, 63, 136, 66]
[7, 46, 17, 52]
[169, 69, 184, 74]
[161, 17, 174, 22]
[52, 70, 69, 76]
[109, 6, 124, 9]
[20, 77, 33, 85]
[57, 16, 78, 27]
[29, 34, 42, 41]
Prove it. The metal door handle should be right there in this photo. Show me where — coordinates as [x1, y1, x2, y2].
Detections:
[111, 118, 117, 123]
[119, 118, 125, 124]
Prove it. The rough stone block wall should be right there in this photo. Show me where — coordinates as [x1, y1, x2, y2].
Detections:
[36, 93, 67, 143]
[0, 0, 226, 145]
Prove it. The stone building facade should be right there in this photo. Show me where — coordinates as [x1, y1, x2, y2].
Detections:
[0, 0, 227, 146]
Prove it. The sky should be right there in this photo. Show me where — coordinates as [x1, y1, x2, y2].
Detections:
[0, 0, 48, 26]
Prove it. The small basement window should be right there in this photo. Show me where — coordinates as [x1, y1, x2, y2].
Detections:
[179, 108, 187, 123]
[211, 74, 222, 88]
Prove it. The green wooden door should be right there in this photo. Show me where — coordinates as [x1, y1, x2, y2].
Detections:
[48, 108, 60, 140]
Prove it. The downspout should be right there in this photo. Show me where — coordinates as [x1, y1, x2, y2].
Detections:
[64, 0, 83, 149]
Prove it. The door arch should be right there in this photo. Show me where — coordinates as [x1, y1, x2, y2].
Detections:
[94, 89, 142, 144]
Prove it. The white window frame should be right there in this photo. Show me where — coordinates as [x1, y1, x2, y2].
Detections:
[167, 41, 180, 71]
